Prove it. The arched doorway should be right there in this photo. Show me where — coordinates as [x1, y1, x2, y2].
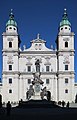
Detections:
[75, 94, 77, 103]
[0, 94, 2, 108]
[47, 91, 51, 101]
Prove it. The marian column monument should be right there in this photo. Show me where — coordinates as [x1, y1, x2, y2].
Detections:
[26, 59, 48, 100]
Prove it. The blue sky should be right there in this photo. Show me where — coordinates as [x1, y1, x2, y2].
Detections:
[0, 0, 77, 81]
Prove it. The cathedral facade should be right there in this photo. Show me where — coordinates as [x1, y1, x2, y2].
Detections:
[0, 9, 77, 103]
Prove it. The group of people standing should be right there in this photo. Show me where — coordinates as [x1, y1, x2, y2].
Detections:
[0, 100, 11, 116]
[58, 100, 69, 108]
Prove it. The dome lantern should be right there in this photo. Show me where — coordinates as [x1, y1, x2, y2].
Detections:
[60, 9, 71, 27]
[59, 9, 71, 33]
[6, 9, 17, 28]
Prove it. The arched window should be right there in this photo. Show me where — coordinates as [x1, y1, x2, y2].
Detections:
[65, 65, 68, 70]
[65, 89, 68, 93]
[9, 27, 12, 29]
[9, 78, 12, 84]
[65, 41, 68, 47]
[9, 41, 12, 48]
[9, 89, 12, 93]
[65, 78, 68, 83]
[0, 94, 2, 103]
[9, 65, 12, 70]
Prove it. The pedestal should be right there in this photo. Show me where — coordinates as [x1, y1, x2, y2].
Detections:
[31, 94, 41, 100]
[31, 83, 41, 100]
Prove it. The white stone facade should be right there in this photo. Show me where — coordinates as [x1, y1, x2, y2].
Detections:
[0, 9, 77, 104]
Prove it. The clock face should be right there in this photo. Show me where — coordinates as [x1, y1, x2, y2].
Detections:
[35, 84, 40, 92]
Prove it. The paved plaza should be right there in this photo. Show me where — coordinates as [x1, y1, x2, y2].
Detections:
[0, 107, 77, 120]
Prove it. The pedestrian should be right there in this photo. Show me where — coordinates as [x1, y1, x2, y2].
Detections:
[66, 101, 69, 108]
[6, 101, 11, 116]
[62, 100, 65, 107]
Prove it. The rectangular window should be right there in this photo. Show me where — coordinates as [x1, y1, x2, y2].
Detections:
[9, 41, 12, 48]
[46, 79, 49, 84]
[65, 65, 68, 70]
[65, 78, 68, 83]
[46, 66, 49, 72]
[28, 79, 31, 84]
[9, 89, 12, 93]
[27, 66, 31, 72]
[65, 89, 68, 93]
[9, 65, 12, 70]
[9, 78, 12, 84]
[65, 41, 68, 47]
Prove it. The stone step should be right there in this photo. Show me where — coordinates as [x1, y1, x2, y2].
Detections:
[17, 99, 60, 108]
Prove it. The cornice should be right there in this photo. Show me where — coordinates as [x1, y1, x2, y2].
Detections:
[20, 51, 56, 54]
[57, 50, 75, 53]
[19, 72, 57, 76]
[58, 32, 75, 36]
[2, 71, 20, 75]
[2, 32, 18, 36]
[57, 71, 75, 75]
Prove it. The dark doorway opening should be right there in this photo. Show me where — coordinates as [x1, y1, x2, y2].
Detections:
[47, 91, 51, 101]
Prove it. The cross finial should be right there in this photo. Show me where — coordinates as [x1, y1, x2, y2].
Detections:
[9, 9, 14, 19]
[64, 8, 67, 14]
[37, 33, 40, 39]
[11, 9, 13, 14]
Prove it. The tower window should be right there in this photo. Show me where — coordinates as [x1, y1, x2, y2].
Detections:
[46, 66, 49, 72]
[28, 79, 31, 84]
[9, 27, 12, 29]
[65, 41, 68, 47]
[61, 28, 63, 30]
[65, 89, 68, 93]
[65, 78, 68, 83]
[9, 65, 12, 70]
[9, 78, 12, 84]
[65, 65, 68, 70]
[14, 28, 16, 30]
[65, 27, 67, 29]
[9, 41, 12, 48]
[9, 89, 12, 93]
[46, 79, 49, 84]
[27, 66, 31, 72]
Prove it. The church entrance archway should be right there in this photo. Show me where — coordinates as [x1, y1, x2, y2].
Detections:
[0, 94, 2, 108]
[47, 91, 51, 101]
[75, 94, 77, 103]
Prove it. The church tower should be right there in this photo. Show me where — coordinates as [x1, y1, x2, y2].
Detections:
[56, 9, 75, 102]
[2, 10, 20, 103]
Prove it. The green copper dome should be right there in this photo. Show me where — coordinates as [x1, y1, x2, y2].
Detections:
[60, 9, 71, 27]
[6, 9, 17, 27]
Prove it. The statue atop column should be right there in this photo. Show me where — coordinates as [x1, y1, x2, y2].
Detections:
[32, 59, 43, 85]
[35, 59, 40, 72]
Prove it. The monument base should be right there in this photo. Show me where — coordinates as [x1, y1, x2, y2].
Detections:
[31, 95, 41, 100]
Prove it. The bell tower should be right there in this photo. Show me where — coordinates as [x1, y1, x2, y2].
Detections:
[56, 9, 75, 102]
[2, 10, 20, 103]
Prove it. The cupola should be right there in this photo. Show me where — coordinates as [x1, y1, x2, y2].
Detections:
[6, 9, 18, 33]
[59, 9, 71, 33]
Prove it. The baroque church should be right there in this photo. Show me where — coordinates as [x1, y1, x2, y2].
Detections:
[0, 9, 77, 104]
